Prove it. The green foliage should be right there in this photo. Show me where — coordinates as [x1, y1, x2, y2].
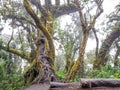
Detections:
[56, 71, 66, 80]
[90, 65, 120, 78]
[0, 59, 24, 90]
[56, 70, 81, 82]
[73, 76, 81, 82]
[0, 50, 8, 60]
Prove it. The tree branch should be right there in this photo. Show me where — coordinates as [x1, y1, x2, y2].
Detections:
[5, 14, 36, 28]
[87, 0, 103, 31]
[24, 0, 52, 43]
[52, 4, 78, 18]
[24, 0, 55, 61]
[29, 0, 78, 18]
[75, 1, 86, 31]
[1, 46, 30, 62]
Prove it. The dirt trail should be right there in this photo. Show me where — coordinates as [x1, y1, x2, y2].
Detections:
[24, 84, 50, 90]
[24, 84, 120, 90]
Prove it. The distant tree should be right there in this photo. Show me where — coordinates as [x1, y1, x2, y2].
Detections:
[55, 13, 82, 73]
[93, 2, 120, 69]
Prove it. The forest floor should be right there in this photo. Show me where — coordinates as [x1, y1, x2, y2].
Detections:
[24, 84, 120, 90]
[24, 79, 120, 90]
[24, 84, 50, 90]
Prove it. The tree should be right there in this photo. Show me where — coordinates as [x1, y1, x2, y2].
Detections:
[0, 0, 79, 84]
[0, 0, 103, 84]
[93, 3, 120, 69]
[54, 13, 82, 73]
[65, 0, 103, 81]
[93, 22, 120, 69]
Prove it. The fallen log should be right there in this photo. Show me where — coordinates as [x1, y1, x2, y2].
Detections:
[80, 79, 120, 88]
[50, 79, 120, 89]
[24, 79, 120, 90]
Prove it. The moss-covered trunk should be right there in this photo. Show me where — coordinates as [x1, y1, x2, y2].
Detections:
[23, 0, 55, 84]
[65, 58, 74, 73]
[65, 31, 89, 81]
[0, 0, 103, 84]
[24, 35, 54, 84]
[64, 0, 103, 81]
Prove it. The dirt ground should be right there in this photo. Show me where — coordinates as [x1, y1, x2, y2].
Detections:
[24, 84, 50, 90]
[24, 84, 120, 90]
[24, 79, 120, 90]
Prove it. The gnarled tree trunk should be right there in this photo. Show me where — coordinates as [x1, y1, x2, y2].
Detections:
[23, 0, 56, 84]
[23, 0, 79, 84]
[0, 0, 79, 84]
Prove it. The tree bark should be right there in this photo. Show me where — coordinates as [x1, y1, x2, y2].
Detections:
[93, 22, 120, 69]
[23, 0, 55, 84]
